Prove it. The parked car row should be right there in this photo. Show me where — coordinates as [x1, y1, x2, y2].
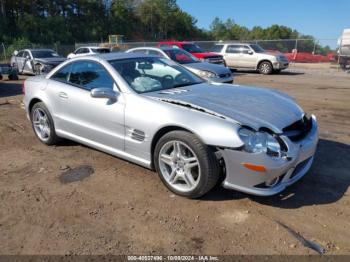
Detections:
[10, 41, 289, 78]
[22, 51, 317, 198]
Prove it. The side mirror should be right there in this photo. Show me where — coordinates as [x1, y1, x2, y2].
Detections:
[13, 50, 19, 56]
[248, 50, 254, 55]
[90, 88, 119, 100]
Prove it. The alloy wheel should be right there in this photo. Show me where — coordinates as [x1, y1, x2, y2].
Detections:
[158, 140, 201, 193]
[32, 108, 51, 141]
[260, 62, 272, 74]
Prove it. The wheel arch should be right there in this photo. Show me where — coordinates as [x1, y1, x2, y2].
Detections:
[28, 98, 43, 114]
[150, 125, 194, 168]
[257, 59, 273, 70]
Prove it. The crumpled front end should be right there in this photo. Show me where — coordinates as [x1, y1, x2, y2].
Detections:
[220, 115, 318, 196]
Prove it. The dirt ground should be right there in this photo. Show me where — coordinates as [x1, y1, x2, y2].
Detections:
[0, 67, 349, 255]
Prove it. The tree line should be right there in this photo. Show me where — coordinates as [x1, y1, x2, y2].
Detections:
[0, 0, 332, 54]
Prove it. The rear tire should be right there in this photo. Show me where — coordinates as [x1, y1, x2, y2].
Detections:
[259, 61, 273, 75]
[30, 102, 60, 145]
[154, 131, 220, 198]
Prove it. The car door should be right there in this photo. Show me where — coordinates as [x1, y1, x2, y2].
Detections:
[14, 51, 25, 72]
[239, 45, 258, 68]
[48, 60, 125, 151]
[22, 51, 33, 73]
[224, 45, 242, 68]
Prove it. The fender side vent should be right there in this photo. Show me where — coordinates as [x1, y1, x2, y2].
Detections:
[131, 129, 145, 142]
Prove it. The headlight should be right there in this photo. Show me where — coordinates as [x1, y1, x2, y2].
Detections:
[277, 55, 286, 61]
[238, 128, 281, 156]
[198, 70, 217, 78]
[199, 58, 210, 62]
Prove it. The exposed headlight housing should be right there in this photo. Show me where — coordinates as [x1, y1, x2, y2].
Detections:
[238, 128, 281, 156]
[198, 70, 217, 78]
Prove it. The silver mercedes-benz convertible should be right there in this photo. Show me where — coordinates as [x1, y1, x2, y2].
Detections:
[23, 53, 318, 198]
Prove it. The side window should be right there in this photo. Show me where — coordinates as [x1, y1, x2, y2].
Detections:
[75, 48, 88, 54]
[23, 51, 30, 59]
[148, 50, 162, 57]
[226, 45, 241, 54]
[131, 49, 147, 54]
[68, 61, 114, 90]
[51, 64, 73, 83]
[17, 51, 24, 57]
[242, 45, 251, 54]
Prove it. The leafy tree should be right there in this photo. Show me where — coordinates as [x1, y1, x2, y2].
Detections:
[0, 0, 333, 55]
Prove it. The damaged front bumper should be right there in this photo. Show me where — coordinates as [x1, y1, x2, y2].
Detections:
[219, 115, 318, 196]
[273, 61, 289, 70]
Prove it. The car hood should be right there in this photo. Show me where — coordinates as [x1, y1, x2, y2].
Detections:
[184, 62, 231, 75]
[146, 83, 304, 133]
[191, 52, 222, 58]
[264, 52, 288, 60]
[34, 57, 66, 64]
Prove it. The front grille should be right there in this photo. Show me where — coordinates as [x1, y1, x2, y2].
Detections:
[208, 56, 224, 64]
[283, 115, 312, 142]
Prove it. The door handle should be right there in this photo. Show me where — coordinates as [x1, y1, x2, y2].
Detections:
[58, 92, 68, 99]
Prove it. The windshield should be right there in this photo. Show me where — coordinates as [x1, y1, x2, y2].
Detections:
[164, 49, 199, 64]
[109, 57, 204, 93]
[91, 48, 110, 54]
[182, 44, 204, 53]
[31, 50, 60, 58]
[210, 45, 224, 53]
[250, 44, 265, 53]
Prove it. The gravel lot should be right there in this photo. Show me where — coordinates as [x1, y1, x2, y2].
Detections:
[0, 66, 349, 255]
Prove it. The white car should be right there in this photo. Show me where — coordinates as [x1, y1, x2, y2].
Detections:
[67, 46, 110, 59]
[211, 43, 289, 74]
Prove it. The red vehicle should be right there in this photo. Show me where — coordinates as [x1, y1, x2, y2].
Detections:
[158, 41, 225, 65]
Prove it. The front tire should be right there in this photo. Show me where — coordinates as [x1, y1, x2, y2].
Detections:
[30, 102, 60, 145]
[154, 131, 220, 198]
[259, 61, 273, 75]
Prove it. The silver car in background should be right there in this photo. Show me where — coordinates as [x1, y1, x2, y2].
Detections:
[126, 47, 233, 83]
[23, 53, 318, 198]
[11, 49, 66, 75]
[211, 43, 289, 74]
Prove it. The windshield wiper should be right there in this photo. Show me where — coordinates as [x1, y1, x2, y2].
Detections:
[172, 82, 202, 88]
